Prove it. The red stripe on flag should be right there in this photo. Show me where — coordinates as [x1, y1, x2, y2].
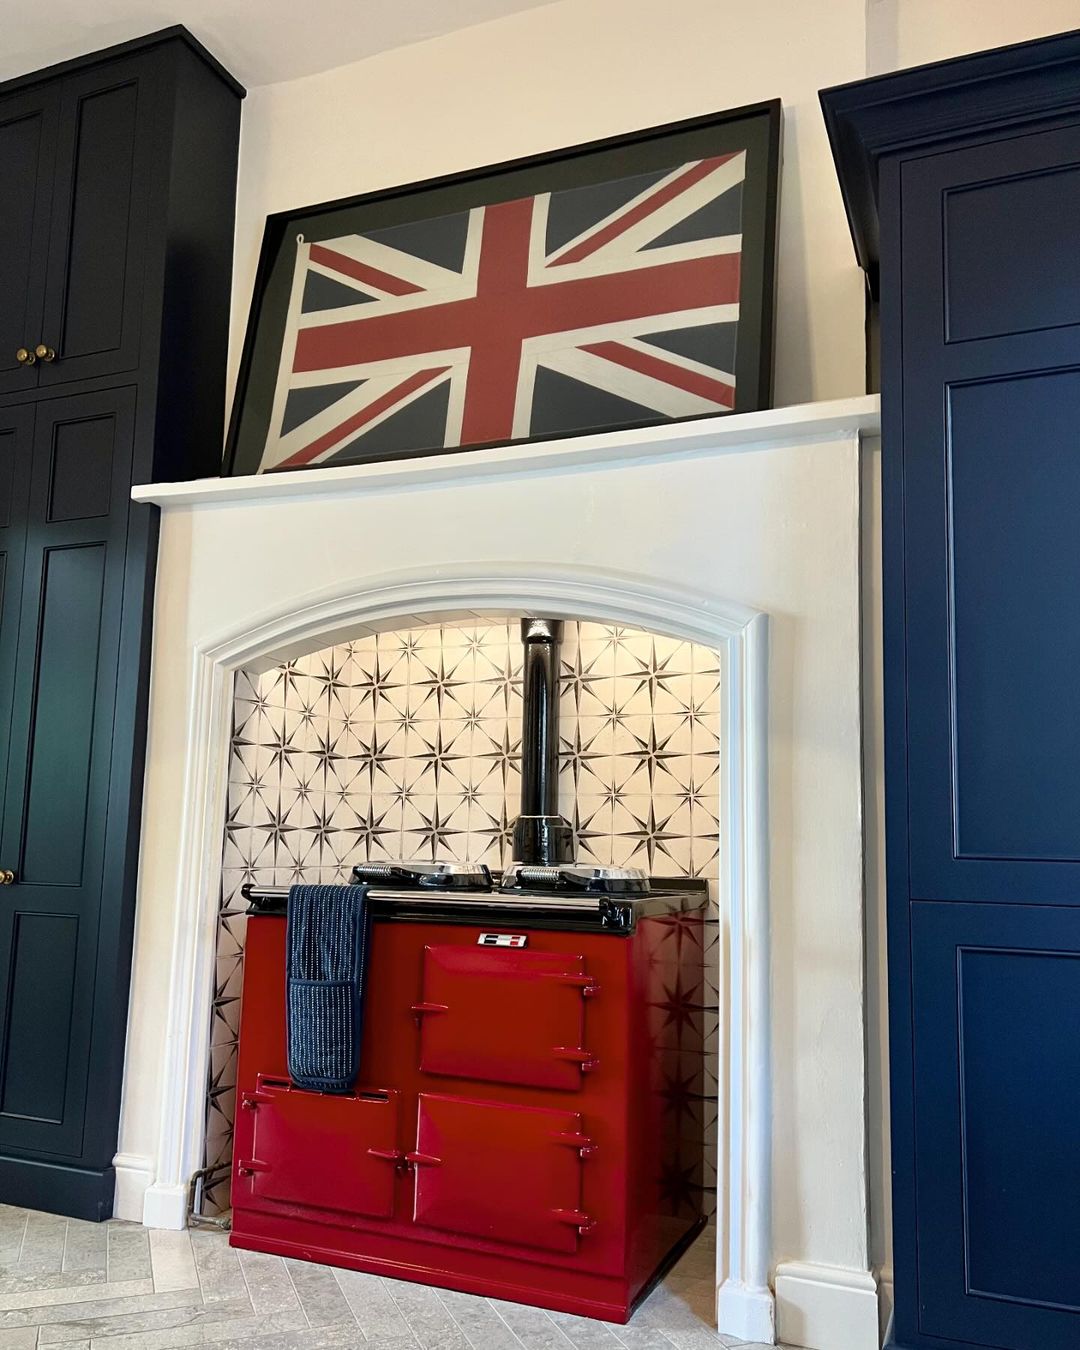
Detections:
[549, 154, 739, 267]
[581, 340, 735, 408]
[309, 243, 423, 297]
[294, 253, 741, 377]
[273, 368, 449, 469]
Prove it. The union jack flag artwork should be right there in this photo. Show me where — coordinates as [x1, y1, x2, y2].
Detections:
[259, 152, 747, 471]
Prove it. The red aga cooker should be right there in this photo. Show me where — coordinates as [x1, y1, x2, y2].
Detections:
[229, 863, 708, 1322]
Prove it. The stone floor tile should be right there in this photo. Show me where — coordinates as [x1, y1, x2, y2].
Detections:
[281, 1260, 354, 1329]
[0, 1279, 155, 1315]
[190, 1234, 247, 1308]
[108, 1228, 152, 1285]
[332, 1269, 415, 1341]
[63, 1223, 108, 1277]
[0, 1211, 29, 1269]
[487, 1299, 577, 1350]
[435, 1288, 518, 1349]
[79, 1296, 255, 1347]
[604, 1324, 680, 1348]
[16, 1211, 67, 1275]
[234, 1253, 299, 1318]
[546, 1310, 626, 1349]
[27, 1290, 198, 1340]
[0, 1328, 39, 1349]
[89, 1308, 308, 1350]
[379, 1280, 467, 1349]
[148, 1231, 199, 1295]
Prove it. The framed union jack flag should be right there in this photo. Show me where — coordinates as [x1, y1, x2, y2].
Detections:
[225, 102, 781, 475]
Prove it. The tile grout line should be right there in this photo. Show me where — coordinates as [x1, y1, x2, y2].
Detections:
[326, 1267, 371, 1342]
[59, 1220, 70, 1282]
[281, 1259, 311, 1331]
[496, 1297, 574, 1349]
[376, 1275, 428, 1350]
[437, 1287, 529, 1350]
[232, 1241, 257, 1319]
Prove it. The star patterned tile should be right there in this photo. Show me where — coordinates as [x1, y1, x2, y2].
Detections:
[202, 620, 722, 1219]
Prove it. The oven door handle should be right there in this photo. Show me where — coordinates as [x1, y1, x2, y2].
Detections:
[551, 1045, 599, 1073]
[551, 1130, 598, 1159]
[552, 1207, 597, 1236]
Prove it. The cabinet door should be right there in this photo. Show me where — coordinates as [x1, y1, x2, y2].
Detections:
[0, 389, 134, 1158]
[36, 59, 157, 387]
[417, 945, 595, 1090]
[0, 88, 57, 395]
[0, 406, 35, 819]
[411, 1093, 590, 1254]
[901, 122, 1080, 905]
[912, 901, 1080, 1348]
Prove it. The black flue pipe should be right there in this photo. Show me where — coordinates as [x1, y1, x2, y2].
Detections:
[511, 618, 573, 865]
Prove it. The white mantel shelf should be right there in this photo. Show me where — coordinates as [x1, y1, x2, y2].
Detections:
[132, 394, 880, 508]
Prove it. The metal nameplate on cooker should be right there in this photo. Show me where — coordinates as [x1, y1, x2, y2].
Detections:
[477, 933, 528, 948]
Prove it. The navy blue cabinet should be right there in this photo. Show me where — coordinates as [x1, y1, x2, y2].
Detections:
[823, 30, 1080, 1350]
[0, 30, 242, 1219]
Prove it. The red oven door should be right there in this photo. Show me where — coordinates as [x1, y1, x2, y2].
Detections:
[415, 945, 597, 1090]
[237, 1076, 401, 1219]
[411, 1093, 594, 1254]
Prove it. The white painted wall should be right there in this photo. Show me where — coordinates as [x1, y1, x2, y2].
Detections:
[119, 401, 879, 1347]
[867, 0, 1080, 75]
[227, 0, 870, 416]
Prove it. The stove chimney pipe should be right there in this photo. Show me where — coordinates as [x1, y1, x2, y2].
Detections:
[511, 618, 574, 866]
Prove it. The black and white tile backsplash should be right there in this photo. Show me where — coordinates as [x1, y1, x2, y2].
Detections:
[204, 620, 722, 1217]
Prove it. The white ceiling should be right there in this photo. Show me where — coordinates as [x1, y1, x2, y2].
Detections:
[0, 0, 557, 89]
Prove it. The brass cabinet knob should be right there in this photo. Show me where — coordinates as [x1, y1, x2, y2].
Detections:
[0, 870, 15, 886]
[34, 344, 56, 363]
[15, 348, 35, 366]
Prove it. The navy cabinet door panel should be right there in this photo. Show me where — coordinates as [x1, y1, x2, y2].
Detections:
[913, 901, 1080, 1347]
[0, 389, 133, 1157]
[0, 89, 56, 395]
[37, 59, 156, 388]
[902, 123, 1080, 904]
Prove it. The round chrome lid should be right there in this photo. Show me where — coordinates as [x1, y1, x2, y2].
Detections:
[350, 860, 494, 891]
[499, 863, 651, 896]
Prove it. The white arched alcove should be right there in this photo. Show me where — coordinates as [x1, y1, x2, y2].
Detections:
[121, 399, 879, 1348]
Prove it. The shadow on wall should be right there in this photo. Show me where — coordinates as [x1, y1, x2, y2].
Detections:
[201, 618, 723, 1217]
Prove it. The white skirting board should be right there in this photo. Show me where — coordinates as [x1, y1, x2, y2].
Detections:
[141, 1180, 190, 1231]
[775, 1261, 880, 1350]
[111, 1152, 155, 1223]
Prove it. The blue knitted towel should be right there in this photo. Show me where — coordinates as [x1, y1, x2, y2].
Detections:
[285, 884, 370, 1094]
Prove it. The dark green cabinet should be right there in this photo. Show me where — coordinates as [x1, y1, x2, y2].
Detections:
[0, 92, 55, 395]
[0, 29, 242, 1219]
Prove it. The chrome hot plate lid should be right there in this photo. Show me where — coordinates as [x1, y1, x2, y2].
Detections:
[348, 859, 651, 898]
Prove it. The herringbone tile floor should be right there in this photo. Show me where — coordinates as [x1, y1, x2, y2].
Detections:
[0, 1208, 804, 1350]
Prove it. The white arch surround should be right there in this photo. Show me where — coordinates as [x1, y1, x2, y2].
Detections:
[121, 400, 880, 1349]
[141, 564, 772, 1337]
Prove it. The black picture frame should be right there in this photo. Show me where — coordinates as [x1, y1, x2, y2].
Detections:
[224, 100, 782, 476]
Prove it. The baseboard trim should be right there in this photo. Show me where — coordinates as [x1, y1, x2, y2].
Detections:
[112, 1152, 155, 1223]
[716, 1278, 775, 1343]
[775, 1260, 880, 1350]
[0, 1153, 115, 1221]
[141, 1180, 189, 1231]
[877, 1265, 894, 1346]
